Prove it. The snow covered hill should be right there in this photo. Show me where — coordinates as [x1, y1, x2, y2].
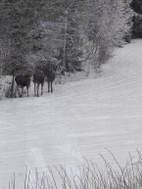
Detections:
[0, 40, 142, 188]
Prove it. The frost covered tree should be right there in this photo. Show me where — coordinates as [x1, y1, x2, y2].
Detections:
[80, 0, 132, 70]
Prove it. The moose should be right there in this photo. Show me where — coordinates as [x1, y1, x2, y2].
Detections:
[14, 61, 56, 98]
[43, 66, 55, 93]
[15, 74, 31, 97]
[33, 69, 44, 97]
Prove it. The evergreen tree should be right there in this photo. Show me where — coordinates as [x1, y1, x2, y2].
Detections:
[0, 0, 47, 75]
[53, 1, 83, 72]
[131, 0, 142, 38]
[131, 0, 142, 14]
[63, 2, 83, 72]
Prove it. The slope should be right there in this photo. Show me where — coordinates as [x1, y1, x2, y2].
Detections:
[0, 39, 142, 187]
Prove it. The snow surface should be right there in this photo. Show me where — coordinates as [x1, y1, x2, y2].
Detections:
[0, 40, 142, 187]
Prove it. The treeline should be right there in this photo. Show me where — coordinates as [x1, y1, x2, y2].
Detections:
[131, 0, 142, 38]
[0, 0, 132, 77]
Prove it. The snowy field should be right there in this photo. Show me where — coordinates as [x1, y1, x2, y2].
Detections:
[0, 40, 142, 187]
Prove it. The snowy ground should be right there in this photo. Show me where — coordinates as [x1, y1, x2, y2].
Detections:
[0, 40, 142, 188]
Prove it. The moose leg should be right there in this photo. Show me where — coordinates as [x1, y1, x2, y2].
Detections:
[37, 83, 39, 97]
[20, 88, 23, 97]
[51, 82, 53, 93]
[18, 86, 21, 97]
[34, 83, 36, 96]
[48, 81, 51, 93]
[27, 86, 29, 97]
[41, 83, 43, 95]
[48, 81, 50, 93]
[19, 87, 23, 97]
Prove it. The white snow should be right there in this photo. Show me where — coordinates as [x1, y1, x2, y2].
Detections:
[0, 39, 142, 187]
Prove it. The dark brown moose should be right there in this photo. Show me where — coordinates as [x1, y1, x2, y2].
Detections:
[15, 75, 31, 97]
[33, 69, 44, 97]
[44, 67, 55, 93]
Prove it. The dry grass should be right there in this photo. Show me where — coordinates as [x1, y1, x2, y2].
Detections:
[7, 150, 142, 189]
